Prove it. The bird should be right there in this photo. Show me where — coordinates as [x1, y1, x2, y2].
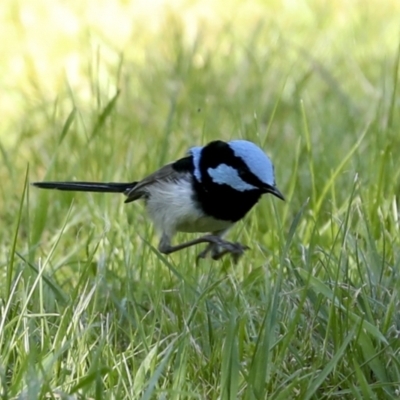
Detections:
[32, 139, 284, 262]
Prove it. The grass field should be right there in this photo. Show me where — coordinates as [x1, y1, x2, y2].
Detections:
[1, 0, 400, 398]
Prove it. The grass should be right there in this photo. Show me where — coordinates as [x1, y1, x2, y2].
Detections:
[1, 0, 400, 398]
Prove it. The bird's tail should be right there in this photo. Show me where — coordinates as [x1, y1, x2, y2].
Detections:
[32, 181, 137, 194]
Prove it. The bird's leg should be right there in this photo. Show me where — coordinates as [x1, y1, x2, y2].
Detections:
[158, 233, 225, 255]
[158, 233, 249, 263]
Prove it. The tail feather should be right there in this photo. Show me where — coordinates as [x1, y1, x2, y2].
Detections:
[31, 181, 137, 194]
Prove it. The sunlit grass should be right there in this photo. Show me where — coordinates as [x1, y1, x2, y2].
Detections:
[1, 0, 400, 398]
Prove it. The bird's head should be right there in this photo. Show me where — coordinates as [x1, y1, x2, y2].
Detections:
[190, 139, 284, 200]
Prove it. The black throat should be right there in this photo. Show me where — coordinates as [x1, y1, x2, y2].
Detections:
[192, 180, 262, 222]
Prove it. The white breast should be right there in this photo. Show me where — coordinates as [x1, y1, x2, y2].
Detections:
[144, 178, 232, 236]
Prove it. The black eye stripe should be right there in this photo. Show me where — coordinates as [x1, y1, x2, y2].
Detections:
[237, 167, 263, 187]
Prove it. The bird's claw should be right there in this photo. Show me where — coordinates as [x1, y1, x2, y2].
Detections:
[212, 242, 250, 263]
[196, 240, 249, 263]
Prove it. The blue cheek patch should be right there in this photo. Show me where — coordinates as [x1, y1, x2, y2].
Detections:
[207, 164, 257, 191]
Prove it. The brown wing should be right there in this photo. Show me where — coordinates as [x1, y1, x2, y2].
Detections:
[124, 163, 184, 203]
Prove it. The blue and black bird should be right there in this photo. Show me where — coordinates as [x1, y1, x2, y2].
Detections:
[33, 140, 284, 261]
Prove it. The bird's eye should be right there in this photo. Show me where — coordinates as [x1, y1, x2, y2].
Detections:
[238, 168, 250, 180]
[238, 167, 260, 188]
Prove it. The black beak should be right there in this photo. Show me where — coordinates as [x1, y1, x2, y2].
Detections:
[264, 185, 285, 201]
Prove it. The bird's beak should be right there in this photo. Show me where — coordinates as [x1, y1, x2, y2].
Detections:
[264, 185, 285, 201]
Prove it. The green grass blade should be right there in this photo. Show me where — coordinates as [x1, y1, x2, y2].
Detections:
[304, 326, 356, 400]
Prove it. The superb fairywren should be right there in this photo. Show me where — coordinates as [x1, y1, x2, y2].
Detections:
[33, 140, 284, 261]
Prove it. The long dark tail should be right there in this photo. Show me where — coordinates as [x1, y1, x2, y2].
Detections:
[31, 181, 137, 194]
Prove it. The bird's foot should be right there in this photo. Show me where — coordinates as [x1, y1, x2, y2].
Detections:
[196, 236, 249, 263]
[211, 242, 250, 263]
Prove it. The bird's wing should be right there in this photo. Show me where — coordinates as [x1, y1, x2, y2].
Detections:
[124, 163, 186, 203]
